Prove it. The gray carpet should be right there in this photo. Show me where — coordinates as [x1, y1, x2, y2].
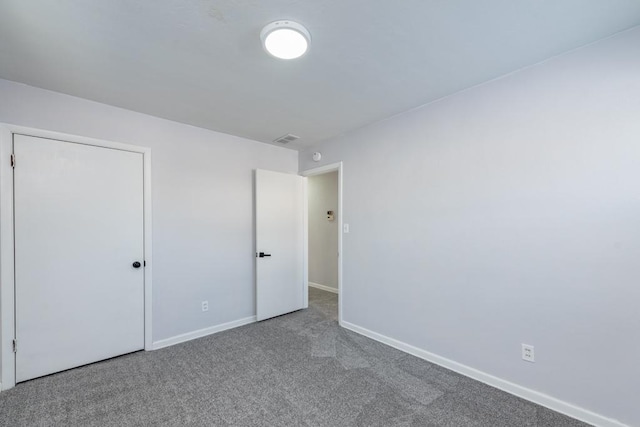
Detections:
[0, 287, 589, 426]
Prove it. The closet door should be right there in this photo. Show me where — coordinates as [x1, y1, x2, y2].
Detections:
[14, 134, 144, 382]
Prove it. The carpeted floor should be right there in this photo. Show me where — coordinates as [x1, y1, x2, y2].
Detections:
[0, 287, 588, 426]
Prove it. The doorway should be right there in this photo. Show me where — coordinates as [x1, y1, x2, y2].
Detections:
[302, 162, 343, 324]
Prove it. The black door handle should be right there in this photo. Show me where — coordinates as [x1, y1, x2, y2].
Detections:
[258, 252, 271, 258]
[132, 261, 142, 268]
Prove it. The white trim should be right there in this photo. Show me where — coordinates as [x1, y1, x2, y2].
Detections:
[301, 162, 343, 325]
[0, 126, 15, 390]
[302, 177, 309, 309]
[142, 148, 153, 351]
[0, 124, 153, 391]
[341, 321, 629, 427]
[308, 282, 338, 294]
[152, 316, 256, 350]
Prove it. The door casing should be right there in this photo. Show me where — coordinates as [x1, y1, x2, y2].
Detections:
[0, 124, 153, 391]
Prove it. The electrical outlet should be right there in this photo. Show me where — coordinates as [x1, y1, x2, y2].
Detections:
[201, 301, 208, 312]
[522, 344, 535, 362]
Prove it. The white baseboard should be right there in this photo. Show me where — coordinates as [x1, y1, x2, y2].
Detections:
[308, 282, 338, 294]
[341, 321, 627, 427]
[152, 316, 256, 350]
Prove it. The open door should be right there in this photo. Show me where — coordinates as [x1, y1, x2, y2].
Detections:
[255, 169, 306, 321]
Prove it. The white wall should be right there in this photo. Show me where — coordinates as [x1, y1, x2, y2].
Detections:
[300, 28, 640, 427]
[0, 79, 297, 358]
[308, 172, 339, 289]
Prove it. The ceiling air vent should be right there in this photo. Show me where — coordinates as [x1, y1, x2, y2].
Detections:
[273, 134, 300, 144]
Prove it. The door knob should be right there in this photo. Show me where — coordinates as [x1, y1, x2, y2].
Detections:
[132, 261, 142, 268]
[258, 252, 271, 258]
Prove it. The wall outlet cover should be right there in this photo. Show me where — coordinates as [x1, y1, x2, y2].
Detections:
[522, 344, 535, 362]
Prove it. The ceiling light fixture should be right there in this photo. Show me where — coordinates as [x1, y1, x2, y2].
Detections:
[260, 20, 311, 60]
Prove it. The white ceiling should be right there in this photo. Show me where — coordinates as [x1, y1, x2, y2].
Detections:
[1, 1, 639, 150]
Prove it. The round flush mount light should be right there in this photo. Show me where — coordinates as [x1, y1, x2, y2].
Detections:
[260, 20, 311, 60]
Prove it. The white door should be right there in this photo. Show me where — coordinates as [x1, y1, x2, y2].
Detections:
[255, 169, 306, 321]
[14, 134, 145, 382]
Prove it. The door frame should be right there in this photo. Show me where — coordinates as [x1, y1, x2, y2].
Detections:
[301, 162, 343, 325]
[0, 124, 153, 391]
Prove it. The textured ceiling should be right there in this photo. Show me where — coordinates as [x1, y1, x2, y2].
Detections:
[1, 1, 639, 150]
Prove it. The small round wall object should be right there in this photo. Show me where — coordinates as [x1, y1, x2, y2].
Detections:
[312, 152, 322, 162]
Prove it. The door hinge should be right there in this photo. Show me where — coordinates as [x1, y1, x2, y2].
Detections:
[12, 339, 17, 353]
[10, 153, 15, 168]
